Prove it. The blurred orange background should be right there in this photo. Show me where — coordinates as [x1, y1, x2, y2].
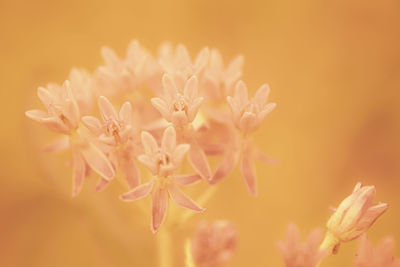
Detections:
[1, 0, 400, 266]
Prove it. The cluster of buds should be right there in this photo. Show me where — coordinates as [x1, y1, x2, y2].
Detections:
[25, 40, 276, 232]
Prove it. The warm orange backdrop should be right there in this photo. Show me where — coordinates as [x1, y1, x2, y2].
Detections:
[1, 0, 400, 266]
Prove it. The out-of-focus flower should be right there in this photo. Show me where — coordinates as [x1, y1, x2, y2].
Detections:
[354, 234, 400, 267]
[120, 126, 204, 233]
[227, 80, 276, 133]
[82, 96, 140, 190]
[277, 224, 327, 267]
[202, 49, 244, 101]
[25, 80, 80, 134]
[159, 42, 209, 90]
[25, 81, 115, 196]
[93, 39, 159, 96]
[191, 220, 237, 267]
[151, 74, 203, 127]
[321, 182, 388, 254]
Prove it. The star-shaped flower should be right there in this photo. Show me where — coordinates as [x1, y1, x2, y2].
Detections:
[120, 126, 204, 233]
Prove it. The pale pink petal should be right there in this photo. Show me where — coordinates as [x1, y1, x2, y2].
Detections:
[72, 152, 86, 197]
[81, 116, 103, 135]
[95, 178, 111, 192]
[257, 103, 277, 121]
[151, 185, 169, 233]
[151, 98, 171, 120]
[120, 181, 153, 202]
[239, 111, 256, 131]
[119, 152, 141, 189]
[62, 99, 80, 129]
[193, 47, 210, 74]
[162, 74, 178, 102]
[37, 86, 53, 108]
[240, 147, 257, 196]
[188, 142, 212, 181]
[253, 84, 270, 108]
[98, 96, 117, 121]
[42, 137, 70, 153]
[81, 143, 115, 180]
[101, 46, 120, 69]
[168, 183, 204, 212]
[40, 116, 70, 134]
[226, 96, 240, 122]
[227, 54, 244, 75]
[172, 143, 190, 166]
[141, 131, 159, 155]
[174, 174, 202, 186]
[356, 203, 388, 230]
[161, 126, 176, 153]
[184, 76, 198, 101]
[187, 97, 203, 122]
[171, 111, 188, 126]
[256, 151, 279, 165]
[211, 152, 237, 185]
[119, 101, 133, 125]
[138, 154, 158, 175]
[25, 109, 48, 122]
[234, 80, 249, 109]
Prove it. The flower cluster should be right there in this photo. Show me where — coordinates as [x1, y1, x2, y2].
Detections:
[25, 40, 276, 232]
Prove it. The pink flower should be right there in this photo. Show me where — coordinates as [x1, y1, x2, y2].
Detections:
[93, 40, 159, 96]
[227, 80, 276, 133]
[26, 81, 115, 196]
[354, 234, 400, 267]
[277, 224, 327, 267]
[82, 96, 140, 190]
[151, 74, 204, 127]
[120, 126, 204, 233]
[202, 49, 244, 101]
[25, 80, 80, 134]
[158, 43, 209, 90]
[191, 221, 237, 267]
[326, 182, 388, 243]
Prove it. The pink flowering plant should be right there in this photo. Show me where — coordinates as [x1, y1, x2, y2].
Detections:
[26, 40, 398, 267]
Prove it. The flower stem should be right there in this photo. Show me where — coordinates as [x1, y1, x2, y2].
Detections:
[157, 227, 172, 267]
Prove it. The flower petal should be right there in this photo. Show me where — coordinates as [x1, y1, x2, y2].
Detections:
[184, 76, 198, 101]
[119, 101, 133, 125]
[211, 152, 237, 185]
[40, 116, 70, 134]
[168, 183, 204, 212]
[234, 80, 248, 109]
[253, 84, 270, 108]
[141, 131, 159, 155]
[161, 126, 176, 154]
[162, 74, 178, 102]
[151, 97, 171, 120]
[42, 137, 70, 153]
[188, 142, 212, 181]
[172, 143, 190, 166]
[81, 143, 115, 180]
[174, 174, 202, 186]
[120, 181, 153, 202]
[25, 109, 48, 122]
[240, 146, 257, 196]
[98, 96, 118, 121]
[72, 152, 86, 197]
[138, 154, 158, 175]
[119, 151, 141, 189]
[239, 111, 257, 131]
[151, 185, 169, 233]
[82, 116, 103, 136]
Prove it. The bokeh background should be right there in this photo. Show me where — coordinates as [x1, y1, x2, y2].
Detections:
[1, 0, 400, 266]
